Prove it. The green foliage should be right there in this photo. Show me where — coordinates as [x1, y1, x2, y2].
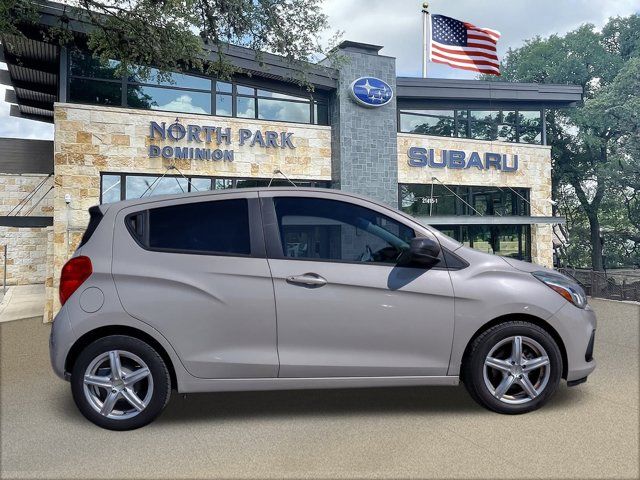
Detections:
[484, 15, 640, 269]
[0, 0, 333, 88]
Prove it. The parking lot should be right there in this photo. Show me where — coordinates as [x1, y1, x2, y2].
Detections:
[1, 298, 638, 479]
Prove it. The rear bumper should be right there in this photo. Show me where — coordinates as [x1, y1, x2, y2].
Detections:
[49, 305, 76, 381]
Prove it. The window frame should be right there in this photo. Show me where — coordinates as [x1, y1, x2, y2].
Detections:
[123, 195, 266, 259]
[259, 194, 456, 270]
[99, 172, 331, 204]
[398, 108, 543, 144]
[67, 48, 330, 125]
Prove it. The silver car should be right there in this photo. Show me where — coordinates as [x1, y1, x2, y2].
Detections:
[50, 188, 596, 430]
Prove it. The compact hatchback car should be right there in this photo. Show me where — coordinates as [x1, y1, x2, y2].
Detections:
[50, 188, 596, 430]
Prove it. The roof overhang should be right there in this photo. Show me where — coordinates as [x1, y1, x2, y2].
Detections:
[396, 77, 583, 110]
[0, 33, 59, 123]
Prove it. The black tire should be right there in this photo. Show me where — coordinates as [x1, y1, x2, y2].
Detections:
[71, 335, 171, 430]
[462, 321, 562, 414]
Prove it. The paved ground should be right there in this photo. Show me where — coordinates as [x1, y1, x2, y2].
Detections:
[0, 284, 45, 323]
[1, 299, 638, 479]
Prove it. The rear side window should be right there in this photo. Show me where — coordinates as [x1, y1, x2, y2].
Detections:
[130, 199, 251, 256]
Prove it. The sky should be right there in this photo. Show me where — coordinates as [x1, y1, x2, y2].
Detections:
[1, 0, 639, 141]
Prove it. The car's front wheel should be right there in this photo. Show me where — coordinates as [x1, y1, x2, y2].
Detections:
[462, 321, 563, 414]
[70, 335, 171, 430]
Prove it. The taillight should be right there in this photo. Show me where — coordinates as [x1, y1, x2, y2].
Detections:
[59, 256, 93, 306]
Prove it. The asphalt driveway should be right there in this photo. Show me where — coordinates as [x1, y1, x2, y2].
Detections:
[1, 299, 638, 479]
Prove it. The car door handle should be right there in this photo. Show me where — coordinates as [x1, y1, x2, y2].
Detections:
[285, 273, 327, 287]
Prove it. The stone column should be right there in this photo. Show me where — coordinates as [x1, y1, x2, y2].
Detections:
[323, 42, 398, 207]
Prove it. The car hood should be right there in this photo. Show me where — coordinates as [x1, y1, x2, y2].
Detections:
[500, 256, 554, 274]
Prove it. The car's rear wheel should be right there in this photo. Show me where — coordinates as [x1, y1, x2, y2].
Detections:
[71, 335, 171, 430]
[462, 321, 562, 414]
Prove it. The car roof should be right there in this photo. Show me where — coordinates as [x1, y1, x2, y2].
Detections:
[99, 187, 385, 210]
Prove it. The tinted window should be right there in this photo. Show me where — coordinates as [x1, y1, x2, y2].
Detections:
[147, 199, 250, 255]
[274, 197, 414, 264]
[69, 78, 122, 106]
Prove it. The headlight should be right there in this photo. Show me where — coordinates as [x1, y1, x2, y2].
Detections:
[532, 271, 588, 309]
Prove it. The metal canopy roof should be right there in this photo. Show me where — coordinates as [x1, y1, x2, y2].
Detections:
[0, 34, 59, 123]
[396, 77, 583, 109]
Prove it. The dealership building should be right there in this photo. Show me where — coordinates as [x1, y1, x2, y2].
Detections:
[0, 2, 582, 320]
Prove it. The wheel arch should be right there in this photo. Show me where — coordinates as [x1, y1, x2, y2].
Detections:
[461, 313, 568, 379]
[65, 325, 178, 390]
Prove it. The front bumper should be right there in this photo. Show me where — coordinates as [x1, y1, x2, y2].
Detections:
[49, 305, 76, 381]
[550, 302, 597, 382]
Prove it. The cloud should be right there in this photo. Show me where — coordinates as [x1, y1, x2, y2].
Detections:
[321, 0, 640, 78]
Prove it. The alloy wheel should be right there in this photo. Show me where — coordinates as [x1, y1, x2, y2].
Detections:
[82, 350, 154, 420]
[482, 335, 551, 405]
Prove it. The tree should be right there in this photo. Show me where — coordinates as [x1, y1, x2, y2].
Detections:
[0, 0, 332, 86]
[486, 16, 640, 270]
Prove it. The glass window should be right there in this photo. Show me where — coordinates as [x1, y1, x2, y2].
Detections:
[314, 102, 329, 125]
[237, 85, 255, 95]
[127, 86, 211, 114]
[401, 108, 543, 144]
[69, 78, 122, 106]
[469, 110, 498, 140]
[258, 98, 310, 123]
[431, 224, 531, 261]
[257, 90, 306, 101]
[399, 184, 530, 217]
[101, 175, 121, 203]
[129, 67, 211, 90]
[518, 111, 542, 144]
[190, 178, 212, 191]
[216, 81, 232, 93]
[274, 197, 415, 264]
[235, 179, 270, 189]
[400, 110, 455, 136]
[212, 178, 232, 189]
[215, 93, 232, 116]
[146, 199, 250, 255]
[236, 96, 256, 118]
[70, 49, 120, 79]
[126, 175, 188, 199]
[399, 184, 458, 217]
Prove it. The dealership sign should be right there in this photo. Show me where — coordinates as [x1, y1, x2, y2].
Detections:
[349, 77, 393, 107]
[407, 147, 518, 172]
[148, 120, 295, 161]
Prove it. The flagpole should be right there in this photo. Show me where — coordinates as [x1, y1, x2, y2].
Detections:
[422, 2, 430, 78]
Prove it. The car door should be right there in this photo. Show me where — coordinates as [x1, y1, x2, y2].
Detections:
[260, 190, 456, 378]
[112, 191, 278, 379]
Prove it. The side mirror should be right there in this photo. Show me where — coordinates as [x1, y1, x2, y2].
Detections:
[398, 237, 441, 267]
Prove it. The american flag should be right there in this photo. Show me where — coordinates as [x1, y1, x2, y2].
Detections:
[429, 14, 501, 76]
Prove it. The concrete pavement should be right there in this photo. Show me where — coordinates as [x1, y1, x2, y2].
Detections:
[1, 298, 638, 479]
[0, 284, 45, 323]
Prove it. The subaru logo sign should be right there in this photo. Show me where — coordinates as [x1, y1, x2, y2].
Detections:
[349, 77, 393, 108]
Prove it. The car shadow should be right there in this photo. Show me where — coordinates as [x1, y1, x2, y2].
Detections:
[158, 383, 586, 424]
[51, 382, 588, 425]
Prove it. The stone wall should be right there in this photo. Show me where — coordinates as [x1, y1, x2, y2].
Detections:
[45, 103, 332, 321]
[0, 174, 53, 285]
[324, 48, 398, 207]
[397, 134, 553, 267]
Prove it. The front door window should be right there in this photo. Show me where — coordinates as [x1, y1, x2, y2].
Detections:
[273, 197, 415, 265]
